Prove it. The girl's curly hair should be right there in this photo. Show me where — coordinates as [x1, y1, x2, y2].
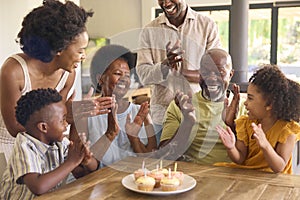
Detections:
[15, 88, 62, 126]
[17, 0, 93, 62]
[249, 64, 300, 122]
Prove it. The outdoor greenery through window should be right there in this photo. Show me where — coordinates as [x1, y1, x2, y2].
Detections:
[248, 8, 271, 68]
[277, 7, 300, 81]
[199, 10, 229, 52]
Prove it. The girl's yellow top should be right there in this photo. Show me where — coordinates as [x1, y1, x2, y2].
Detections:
[215, 115, 300, 174]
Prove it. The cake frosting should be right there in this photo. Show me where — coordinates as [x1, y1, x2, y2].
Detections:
[135, 176, 155, 191]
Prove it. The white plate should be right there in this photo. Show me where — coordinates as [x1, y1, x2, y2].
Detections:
[121, 174, 197, 196]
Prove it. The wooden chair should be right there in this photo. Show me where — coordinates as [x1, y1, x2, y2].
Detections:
[292, 141, 300, 175]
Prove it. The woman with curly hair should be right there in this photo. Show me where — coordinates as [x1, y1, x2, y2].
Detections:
[0, 0, 113, 162]
[216, 64, 300, 174]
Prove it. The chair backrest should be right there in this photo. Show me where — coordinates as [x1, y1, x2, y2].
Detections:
[292, 141, 300, 175]
[0, 152, 7, 181]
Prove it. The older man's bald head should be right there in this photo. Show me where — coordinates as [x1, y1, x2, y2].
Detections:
[201, 48, 232, 71]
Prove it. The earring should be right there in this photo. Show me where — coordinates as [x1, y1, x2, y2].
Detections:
[266, 106, 271, 111]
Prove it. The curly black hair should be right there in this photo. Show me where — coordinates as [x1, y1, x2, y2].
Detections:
[16, 88, 62, 126]
[249, 64, 300, 122]
[17, 0, 93, 62]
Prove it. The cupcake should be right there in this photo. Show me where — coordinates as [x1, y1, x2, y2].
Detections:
[134, 168, 149, 180]
[135, 175, 155, 191]
[160, 176, 180, 191]
[158, 160, 169, 176]
[149, 168, 165, 188]
[158, 168, 169, 177]
[134, 161, 149, 180]
[171, 171, 184, 185]
[171, 162, 184, 185]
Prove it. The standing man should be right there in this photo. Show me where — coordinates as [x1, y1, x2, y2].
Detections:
[136, 0, 221, 144]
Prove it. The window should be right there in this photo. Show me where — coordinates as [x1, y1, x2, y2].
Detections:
[277, 6, 300, 80]
[197, 10, 230, 51]
[155, 1, 300, 81]
[248, 8, 271, 67]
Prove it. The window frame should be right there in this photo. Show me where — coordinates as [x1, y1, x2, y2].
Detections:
[155, 1, 300, 66]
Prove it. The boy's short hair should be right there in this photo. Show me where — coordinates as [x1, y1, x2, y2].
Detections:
[15, 88, 62, 126]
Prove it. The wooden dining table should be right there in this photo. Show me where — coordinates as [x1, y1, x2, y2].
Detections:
[35, 156, 300, 200]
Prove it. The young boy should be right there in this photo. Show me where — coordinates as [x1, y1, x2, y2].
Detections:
[0, 88, 99, 199]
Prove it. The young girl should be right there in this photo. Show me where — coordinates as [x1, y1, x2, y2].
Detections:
[216, 64, 300, 174]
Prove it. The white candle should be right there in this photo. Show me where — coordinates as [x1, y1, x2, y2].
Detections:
[160, 160, 162, 169]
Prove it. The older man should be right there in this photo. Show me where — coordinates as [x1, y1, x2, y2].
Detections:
[159, 48, 239, 165]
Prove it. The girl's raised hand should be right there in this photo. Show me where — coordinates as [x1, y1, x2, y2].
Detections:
[251, 123, 269, 149]
[216, 125, 236, 150]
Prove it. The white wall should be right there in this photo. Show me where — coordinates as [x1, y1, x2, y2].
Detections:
[0, 0, 79, 66]
[80, 0, 142, 38]
[0, 1, 41, 66]
[0, 0, 81, 99]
